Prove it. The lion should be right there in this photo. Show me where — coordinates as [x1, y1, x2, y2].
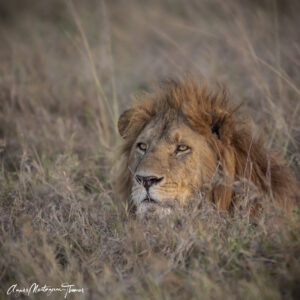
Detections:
[116, 78, 299, 217]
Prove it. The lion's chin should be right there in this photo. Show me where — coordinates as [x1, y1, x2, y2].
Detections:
[136, 202, 173, 219]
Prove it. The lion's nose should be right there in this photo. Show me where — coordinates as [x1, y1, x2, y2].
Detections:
[135, 175, 164, 190]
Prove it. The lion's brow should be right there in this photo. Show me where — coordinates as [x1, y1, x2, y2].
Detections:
[164, 132, 181, 144]
[157, 119, 171, 141]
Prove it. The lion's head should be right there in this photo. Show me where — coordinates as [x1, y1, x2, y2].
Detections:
[116, 78, 299, 217]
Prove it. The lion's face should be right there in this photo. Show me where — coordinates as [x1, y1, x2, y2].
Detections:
[116, 79, 299, 217]
[128, 114, 217, 216]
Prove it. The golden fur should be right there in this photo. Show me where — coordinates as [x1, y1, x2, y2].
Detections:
[116, 78, 299, 215]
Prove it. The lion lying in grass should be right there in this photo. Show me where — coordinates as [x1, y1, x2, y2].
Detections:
[116, 78, 299, 217]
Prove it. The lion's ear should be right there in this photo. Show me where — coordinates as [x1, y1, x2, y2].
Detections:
[118, 108, 134, 138]
[210, 118, 222, 139]
[210, 111, 233, 143]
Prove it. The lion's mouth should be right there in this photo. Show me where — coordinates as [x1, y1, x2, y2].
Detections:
[142, 197, 158, 204]
[141, 196, 176, 210]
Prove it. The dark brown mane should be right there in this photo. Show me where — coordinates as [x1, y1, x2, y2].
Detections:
[116, 78, 299, 211]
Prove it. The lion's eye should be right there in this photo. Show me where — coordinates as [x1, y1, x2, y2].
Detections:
[137, 142, 147, 152]
[176, 144, 190, 152]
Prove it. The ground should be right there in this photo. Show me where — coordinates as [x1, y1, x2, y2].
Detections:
[0, 0, 299, 299]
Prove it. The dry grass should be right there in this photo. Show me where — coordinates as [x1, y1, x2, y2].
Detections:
[0, 0, 299, 299]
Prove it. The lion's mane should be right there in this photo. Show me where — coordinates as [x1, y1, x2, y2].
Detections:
[115, 78, 299, 211]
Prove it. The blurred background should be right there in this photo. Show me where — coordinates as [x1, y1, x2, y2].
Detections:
[0, 1, 300, 298]
[1, 0, 299, 161]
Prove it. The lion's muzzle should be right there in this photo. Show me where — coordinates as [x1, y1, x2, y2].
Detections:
[135, 174, 164, 191]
